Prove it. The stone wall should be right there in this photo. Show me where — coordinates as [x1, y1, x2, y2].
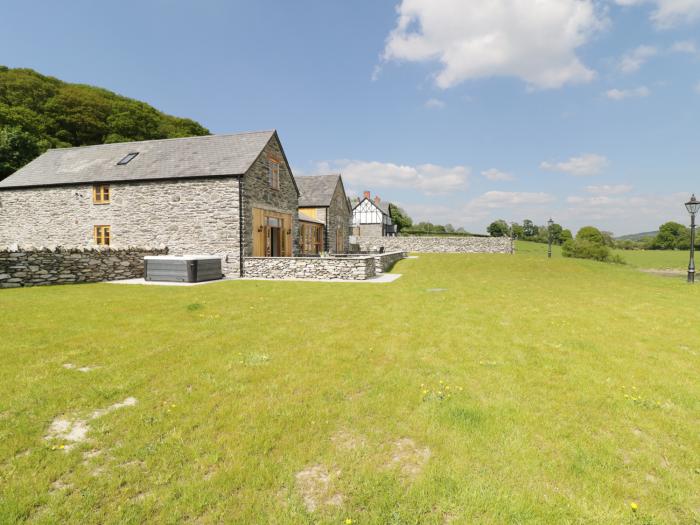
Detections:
[243, 256, 376, 280]
[241, 135, 300, 256]
[372, 251, 407, 273]
[0, 177, 242, 275]
[358, 236, 513, 254]
[358, 224, 384, 238]
[0, 248, 166, 288]
[326, 182, 352, 253]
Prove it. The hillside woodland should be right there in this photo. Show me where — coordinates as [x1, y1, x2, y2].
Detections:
[0, 66, 209, 180]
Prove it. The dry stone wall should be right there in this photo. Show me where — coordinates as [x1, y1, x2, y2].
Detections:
[244, 256, 376, 280]
[358, 236, 513, 254]
[0, 248, 166, 288]
[372, 251, 407, 273]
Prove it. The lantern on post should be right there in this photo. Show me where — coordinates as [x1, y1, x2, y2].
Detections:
[685, 194, 700, 283]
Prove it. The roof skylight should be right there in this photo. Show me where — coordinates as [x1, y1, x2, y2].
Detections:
[117, 152, 139, 165]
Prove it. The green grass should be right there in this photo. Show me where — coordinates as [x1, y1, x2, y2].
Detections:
[517, 240, 689, 269]
[1, 250, 699, 524]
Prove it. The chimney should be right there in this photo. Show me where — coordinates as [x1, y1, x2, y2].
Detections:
[374, 195, 381, 205]
[363, 191, 371, 200]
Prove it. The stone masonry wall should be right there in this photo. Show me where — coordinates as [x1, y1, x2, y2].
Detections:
[0, 177, 242, 275]
[242, 135, 300, 256]
[0, 248, 166, 288]
[372, 251, 407, 273]
[359, 224, 384, 238]
[326, 182, 352, 253]
[358, 236, 513, 254]
[244, 256, 376, 280]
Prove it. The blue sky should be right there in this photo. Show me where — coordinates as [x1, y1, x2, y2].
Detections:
[2, 0, 700, 235]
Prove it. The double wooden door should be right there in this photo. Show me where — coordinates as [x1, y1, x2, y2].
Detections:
[252, 208, 292, 257]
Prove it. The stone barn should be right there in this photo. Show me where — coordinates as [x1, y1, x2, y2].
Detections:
[0, 130, 300, 276]
[296, 174, 352, 254]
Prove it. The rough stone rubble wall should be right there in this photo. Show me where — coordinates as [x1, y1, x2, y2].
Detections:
[244, 256, 376, 280]
[241, 135, 300, 256]
[0, 248, 167, 288]
[0, 177, 242, 275]
[372, 251, 407, 273]
[358, 236, 513, 254]
[243, 251, 407, 281]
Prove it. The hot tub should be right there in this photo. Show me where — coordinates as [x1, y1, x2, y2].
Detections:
[144, 255, 223, 283]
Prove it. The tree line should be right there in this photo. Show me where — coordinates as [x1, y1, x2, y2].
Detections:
[486, 219, 576, 245]
[617, 222, 699, 251]
[388, 205, 481, 236]
[0, 66, 210, 179]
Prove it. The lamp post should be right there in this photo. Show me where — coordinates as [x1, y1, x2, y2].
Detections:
[685, 194, 700, 283]
[547, 218, 554, 259]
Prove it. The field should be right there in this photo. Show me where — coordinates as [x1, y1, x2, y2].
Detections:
[517, 240, 689, 269]
[1, 245, 699, 524]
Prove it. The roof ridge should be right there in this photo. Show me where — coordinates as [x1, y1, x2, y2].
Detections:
[43, 130, 277, 152]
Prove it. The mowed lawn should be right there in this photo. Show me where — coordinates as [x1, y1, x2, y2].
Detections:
[1, 247, 699, 524]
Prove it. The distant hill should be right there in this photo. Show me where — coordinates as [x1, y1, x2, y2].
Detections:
[616, 231, 658, 241]
[0, 66, 210, 180]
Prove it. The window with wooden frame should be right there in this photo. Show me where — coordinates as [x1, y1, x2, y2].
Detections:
[93, 225, 111, 246]
[268, 158, 280, 190]
[93, 184, 110, 204]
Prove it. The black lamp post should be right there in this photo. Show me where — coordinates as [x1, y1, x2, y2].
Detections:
[547, 218, 554, 258]
[685, 194, 700, 283]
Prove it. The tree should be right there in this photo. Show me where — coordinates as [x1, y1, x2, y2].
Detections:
[601, 231, 615, 247]
[522, 219, 539, 238]
[0, 66, 210, 180]
[388, 204, 413, 232]
[549, 223, 564, 244]
[0, 126, 45, 178]
[576, 226, 605, 246]
[561, 229, 573, 243]
[511, 223, 524, 239]
[487, 219, 510, 237]
[650, 222, 687, 250]
[444, 223, 455, 233]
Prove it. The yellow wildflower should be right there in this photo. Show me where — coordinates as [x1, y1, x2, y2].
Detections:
[345, 519, 353, 525]
[630, 502, 638, 511]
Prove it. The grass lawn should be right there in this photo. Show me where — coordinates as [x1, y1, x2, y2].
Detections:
[516, 239, 689, 269]
[1, 247, 699, 524]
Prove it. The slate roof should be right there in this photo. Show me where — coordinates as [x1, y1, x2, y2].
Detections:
[0, 131, 276, 189]
[295, 174, 341, 207]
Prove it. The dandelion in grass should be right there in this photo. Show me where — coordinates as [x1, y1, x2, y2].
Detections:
[630, 501, 638, 511]
[344, 519, 353, 525]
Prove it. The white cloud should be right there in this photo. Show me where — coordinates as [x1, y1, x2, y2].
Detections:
[323, 160, 470, 195]
[481, 168, 515, 181]
[560, 191, 689, 234]
[425, 98, 446, 109]
[469, 191, 556, 208]
[605, 86, 651, 100]
[619, 45, 658, 73]
[540, 154, 609, 177]
[614, 0, 700, 28]
[381, 0, 607, 90]
[670, 40, 698, 53]
[585, 184, 634, 195]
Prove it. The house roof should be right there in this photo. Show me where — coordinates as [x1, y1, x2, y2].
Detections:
[298, 211, 324, 225]
[296, 174, 341, 207]
[352, 197, 391, 216]
[0, 130, 276, 189]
